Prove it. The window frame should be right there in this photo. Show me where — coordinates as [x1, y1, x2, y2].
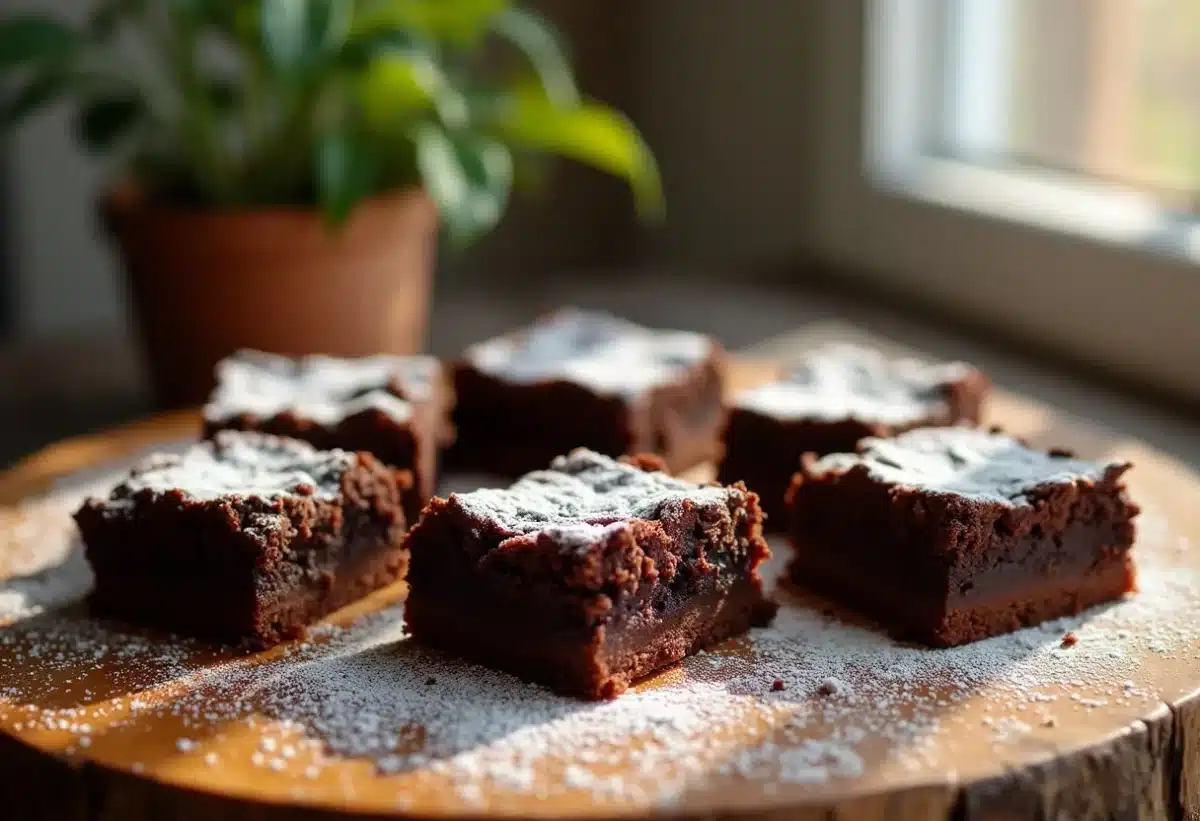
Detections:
[805, 0, 1200, 403]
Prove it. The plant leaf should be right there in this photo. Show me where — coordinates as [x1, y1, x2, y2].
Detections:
[207, 78, 240, 112]
[233, 4, 261, 45]
[0, 18, 78, 72]
[489, 8, 578, 108]
[76, 95, 144, 154]
[260, 0, 307, 70]
[168, 0, 233, 24]
[412, 122, 512, 246]
[453, 132, 513, 234]
[1, 71, 68, 125]
[89, 0, 146, 38]
[487, 94, 663, 218]
[341, 27, 430, 67]
[261, 0, 352, 76]
[317, 131, 378, 224]
[354, 0, 506, 46]
[360, 52, 442, 132]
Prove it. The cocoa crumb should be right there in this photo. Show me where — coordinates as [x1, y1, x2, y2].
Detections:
[425, 678, 436, 686]
[1060, 632, 1078, 648]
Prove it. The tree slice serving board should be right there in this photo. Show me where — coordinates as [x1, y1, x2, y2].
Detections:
[1, 332, 1199, 821]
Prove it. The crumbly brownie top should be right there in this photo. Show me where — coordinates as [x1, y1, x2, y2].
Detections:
[809, 427, 1128, 506]
[735, 344, 974, 425]
[204, 350, 439, 425]
[105, 432, 355, 504]
[452, 449, 733, 537]
[464, 308, 714, 396]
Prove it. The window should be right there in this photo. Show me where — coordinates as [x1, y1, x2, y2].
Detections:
[807, 1, 1200, 403]
[940, 0, 1199, 216]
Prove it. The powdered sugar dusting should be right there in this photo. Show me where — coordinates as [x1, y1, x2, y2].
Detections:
[812, 427, 1128, 505]
[106, 432, 355, 503]
[453, 449, 732, 536]
[733, 343, 974, 425]
[2, 462, 1198, 813]
[465, 308, 714, 397]
[204, 350, 439, 426]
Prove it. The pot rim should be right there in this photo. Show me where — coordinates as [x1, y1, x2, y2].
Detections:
[101, 179, 431, 232]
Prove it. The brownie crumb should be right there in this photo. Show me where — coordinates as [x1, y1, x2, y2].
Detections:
[1061, 632, 1078, 648]
[771, 679, 785, 692]
[425, 678, 437, 686]
[816, 677, 852, 697]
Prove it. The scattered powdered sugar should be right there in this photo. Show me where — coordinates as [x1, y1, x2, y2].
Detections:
[0, 474, 116, 623]
[3, 463, 1199, 810]
[0, 540, 92, 624]
[727, 735, 866, 785]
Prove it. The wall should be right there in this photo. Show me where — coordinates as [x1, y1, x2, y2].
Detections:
[627, 1, 821, 267]
[5, 0, 125, 339]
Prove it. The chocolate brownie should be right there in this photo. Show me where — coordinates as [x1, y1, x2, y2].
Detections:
[405, 449, 776, 699]
[786, 427, 1138, 647]
[203, 350, 449, 522]
[74, 431, 412, 648]
[448, 309, 727, 477]
[719, 344, 988, 527]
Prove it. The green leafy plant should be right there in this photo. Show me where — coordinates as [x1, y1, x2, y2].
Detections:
[0, 0, 662, 243]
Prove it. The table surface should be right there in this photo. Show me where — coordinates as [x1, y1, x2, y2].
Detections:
[1, 326, 1199, 820]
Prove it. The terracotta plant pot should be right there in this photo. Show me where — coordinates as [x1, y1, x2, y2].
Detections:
[103, 185, 438, 409]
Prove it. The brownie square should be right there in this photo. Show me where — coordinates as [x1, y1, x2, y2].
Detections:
[448, 309, 727, 477]
[405, 449, 776, 699]
[719, 344, 988, 527]
[786, 427, 1138, 647]
[203, 350, 449, 522]
[74, 431, 413, 648]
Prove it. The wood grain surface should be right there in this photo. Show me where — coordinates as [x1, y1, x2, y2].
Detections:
[1, 327, 1198, 820]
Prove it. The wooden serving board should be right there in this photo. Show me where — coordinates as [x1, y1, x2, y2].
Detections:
[2, 330, 1199, 821]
